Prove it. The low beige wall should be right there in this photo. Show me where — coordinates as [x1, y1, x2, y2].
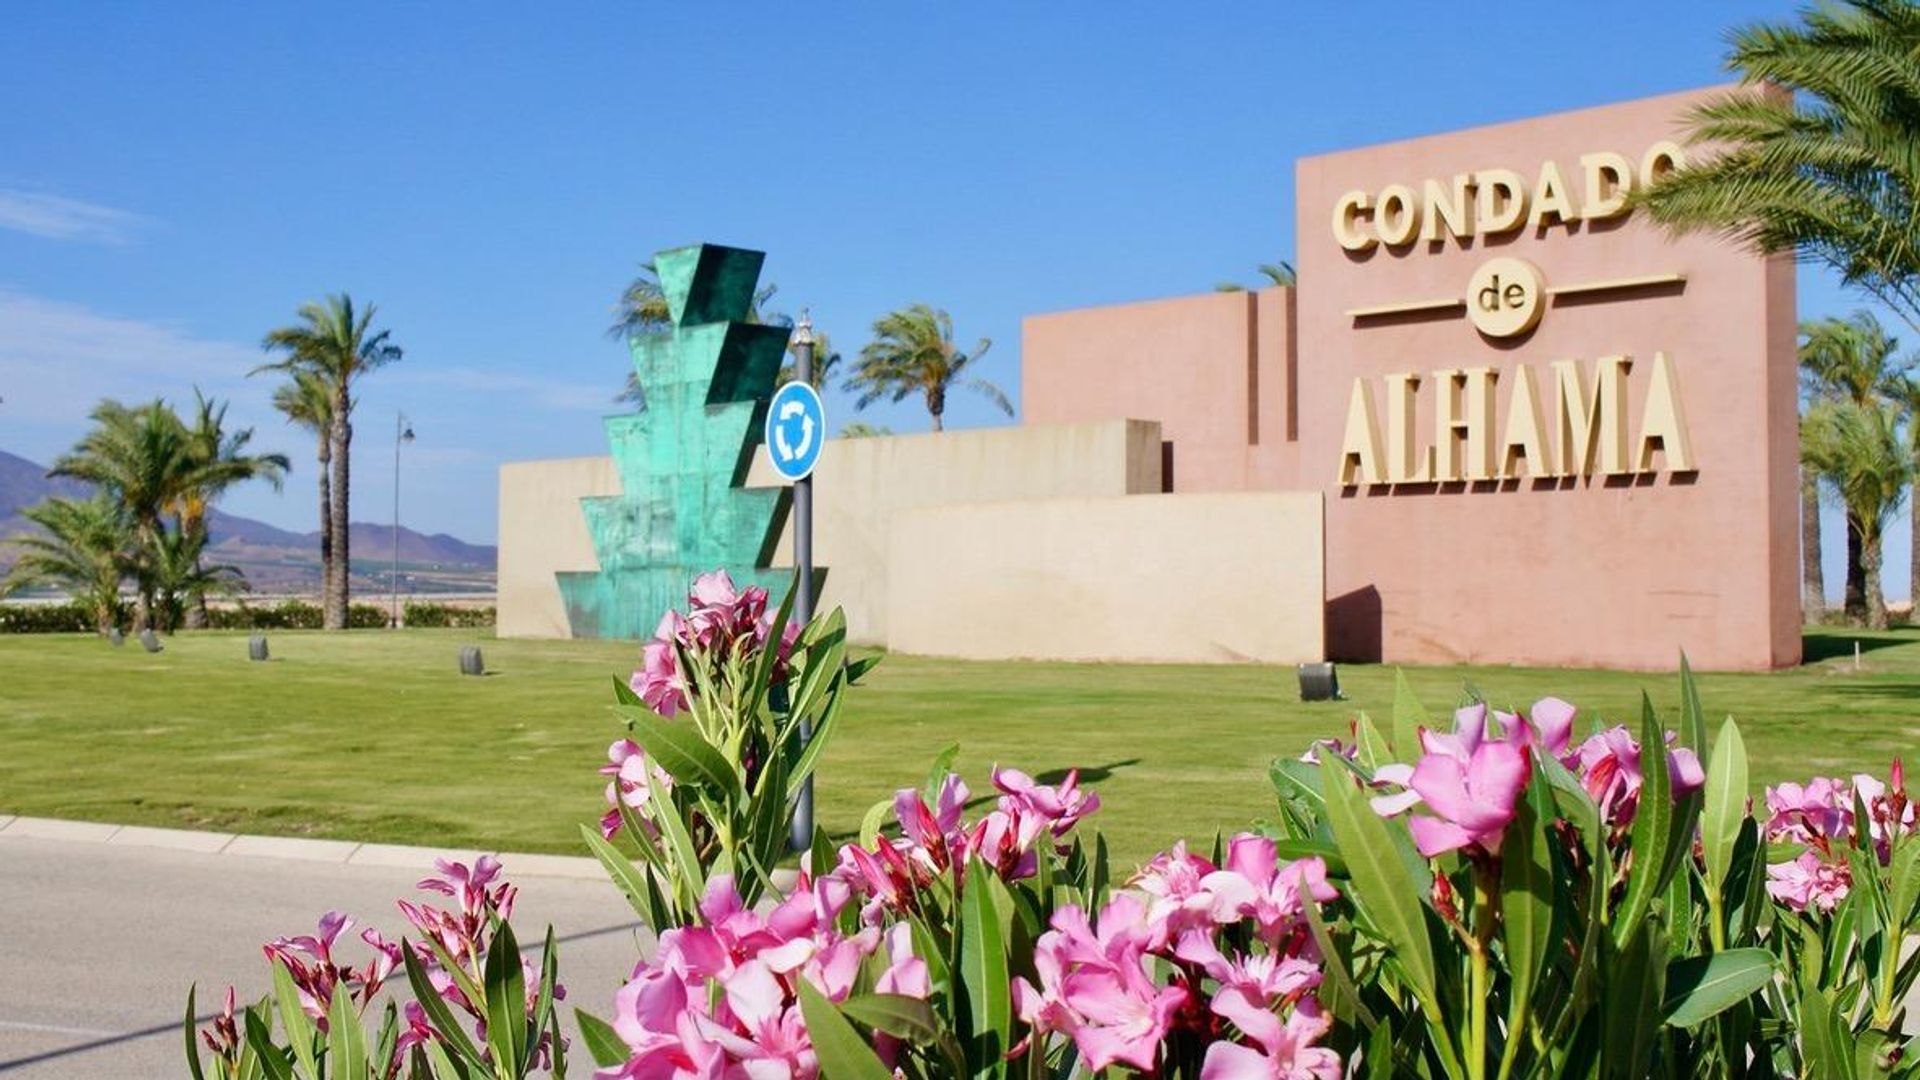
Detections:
[497, 420, 1163, 643]
[497, 456, 620, 638]
[885, 492, 1325, 664]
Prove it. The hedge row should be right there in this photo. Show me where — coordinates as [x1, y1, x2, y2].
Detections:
[0, 600, 493, 632]
[402, 603, 496, 628]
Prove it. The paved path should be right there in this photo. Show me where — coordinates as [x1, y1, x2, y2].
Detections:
[0, 833, 644, 1078]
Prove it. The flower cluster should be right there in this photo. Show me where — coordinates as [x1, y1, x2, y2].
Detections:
[599, 738, 673, 840]
[1371, 699, 1704, 859]
[597, 873, 923, 1079]
[835, 766, 1101, 919]
[261, 910, 401, 1029]
[1015, 834, 1341, 1077]
[1763, 760, 1912, 914]
[629, 571, 799, 717]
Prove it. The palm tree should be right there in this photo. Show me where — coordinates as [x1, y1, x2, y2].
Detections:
[1637, 1, 1920, 331]
[149, 524, 244, 633]
[1797, 313, 1911, 620]
[271, 371, 337, 615]
[838, 421, 891, 439]
[610, 262, 786, 405]
[778, 328, 842, 389]
[1802, 397, 1914, 628]
[1, 495, 131, 633]
[175, 390, 287, 627]
[259, 295, 403, 630]
[846, 304, 1011, 432]
[49, 399, 191, 630]
[1215, 261, 1298, 292]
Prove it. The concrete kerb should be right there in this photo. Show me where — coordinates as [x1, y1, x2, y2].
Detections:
[0, 815, 603, 879]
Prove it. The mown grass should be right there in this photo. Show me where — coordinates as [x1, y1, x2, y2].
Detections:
[1, 626, 1914, 868]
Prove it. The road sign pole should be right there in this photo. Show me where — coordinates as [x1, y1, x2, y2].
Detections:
[789, 313, 816, 852]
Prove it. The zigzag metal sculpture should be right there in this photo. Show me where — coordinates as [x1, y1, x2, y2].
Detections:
[557, 243, 808, 639]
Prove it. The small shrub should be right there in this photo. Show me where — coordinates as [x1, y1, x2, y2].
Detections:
[401, 602, 495, 628]
[0, 602, 97, 633]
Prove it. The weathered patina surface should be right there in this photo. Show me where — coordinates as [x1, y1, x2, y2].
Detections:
[557, 243, 797, 638]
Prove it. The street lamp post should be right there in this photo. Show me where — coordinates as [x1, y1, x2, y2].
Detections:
[392, 412, 414, 628]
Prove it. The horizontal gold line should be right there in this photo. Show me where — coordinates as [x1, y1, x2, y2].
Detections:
[1546, 272, 1687, 296]
[1344, 297, 1465, 319]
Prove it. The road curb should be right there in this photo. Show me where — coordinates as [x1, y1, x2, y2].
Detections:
[0, 815, 605, 880]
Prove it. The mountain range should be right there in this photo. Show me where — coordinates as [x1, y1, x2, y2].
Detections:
[0, 449, 495, 594]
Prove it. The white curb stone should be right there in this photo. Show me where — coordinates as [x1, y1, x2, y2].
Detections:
[107, 824, 235, 853]
[4, 816, 122, 842]
[224, 834, 364, 862]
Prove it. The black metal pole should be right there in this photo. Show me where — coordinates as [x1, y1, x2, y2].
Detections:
[790, 314, 816, 852]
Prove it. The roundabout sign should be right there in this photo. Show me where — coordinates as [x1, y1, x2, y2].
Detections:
[765, 380, 825, 482]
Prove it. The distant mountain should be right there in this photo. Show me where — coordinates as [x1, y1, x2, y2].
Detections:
[0, 449, 495, 595]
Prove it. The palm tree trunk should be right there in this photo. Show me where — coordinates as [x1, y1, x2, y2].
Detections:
[927, 385, 945, 433]
[1802, 467, 1825, 618]
[1845, 509, 1869, 623]
[1865, 527, 1889, 630]
[327, 404, 352, 630]
[1910, 481, 1920, 626]
[317, 438, 334, 621]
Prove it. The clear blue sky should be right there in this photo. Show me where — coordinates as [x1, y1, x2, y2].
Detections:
[0, 3, 1891, 597]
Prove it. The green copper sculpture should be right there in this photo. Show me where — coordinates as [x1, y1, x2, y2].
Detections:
[558, 243, 804, 638]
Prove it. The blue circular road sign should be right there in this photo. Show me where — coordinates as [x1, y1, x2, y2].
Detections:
[765, 380, 826, 482]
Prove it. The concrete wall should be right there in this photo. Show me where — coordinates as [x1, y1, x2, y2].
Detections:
[497, 419, 1163, 644]
[1023, 288, 1299, 491]
[886, 492, 1325, 664]
[744, 419, 1162, 643]
[497, 456, 620, 638]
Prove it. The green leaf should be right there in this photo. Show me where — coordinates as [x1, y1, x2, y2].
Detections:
[1890, 834, 1920, 926]
[1677, 653, 1708, 754]
[1799, 984, 1859, 1080]
[580, 823, 663, 926]
[612, 673, 643, 708]
[1269, 758, 1328, 819]
[1301, 897, 1376, 1028]
[845, 653, 882, 684]
[1700, 716, 1748, 895]
[1612, 694, 1672, 947]
[748, 573, 802, 701]
[270, 960, 322, 1080]
[1390, 667, 1431, 759]
[402, 943, 488, 1068]
[1602, 922, 1667, 1078]
[785, 681, 843, 795]
[795, 980, 895, 1080]
[615, 705, 738, 796]
[957, 858, 1012, 1074]
[925, 743, 961, 797]
[648, 775, 706, 907]
[858, 797, 892, 845]
[484, 920, 528, 1074]
[1318, 758, 1438, 1012]
[526, 926, 559, 1074]
[1271, 837, 1349, 878]
[326, 984, 370, 1080]
[809, 823, 837, 880]
[244, 1007, 295, 1080]
[575, 1008, 630, 1068]
[184, 985, 207, 1080]
[1354, 710, 1393, 769]
[1502, 780, 1554, 1038]
[838, 993, 941, 1042]
[1662, 948, 1775, 1028]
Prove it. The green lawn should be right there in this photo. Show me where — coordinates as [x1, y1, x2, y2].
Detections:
[1, 626, 1916, 868]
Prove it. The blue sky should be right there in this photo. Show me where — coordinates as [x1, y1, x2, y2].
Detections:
[0, 3, 1894, 596]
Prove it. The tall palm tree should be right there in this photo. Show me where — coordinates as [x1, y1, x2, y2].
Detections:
[174, 390, 287, 627]
[1797, 313, 1911, 620]
[0, 495, 131, 633]
[1215, 261, 1298, 292]
[609, 262, 786, 405]
[1884, 372, 1920, 623]
[847, 304, 1011, 433]
[1637, 0, 1920, 331]
[150, 524, 244, 634]
[1802, 397, 1914, 628]
[258, 295, 403, 630]
[271, 371, 337, 615]
[48, 399, 191, 631]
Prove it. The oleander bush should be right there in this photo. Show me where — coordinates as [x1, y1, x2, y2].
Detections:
[401, 603, 496, 629]
[188, 572, 1920, 1079]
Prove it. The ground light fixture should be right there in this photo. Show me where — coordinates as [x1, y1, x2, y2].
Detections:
[1297, 661, 1341, 701]
[391, 412, 415, 627]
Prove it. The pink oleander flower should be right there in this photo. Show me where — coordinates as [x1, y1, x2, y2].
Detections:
[1500, 697, 1577, 759]
[1571, 725, 1705, 828]
[261, 912, 398, 1028]
[199, 986, 240, 1064]
[1767, 850, 1853, 914]
[1764, 777, 1853, 845]
[993, 766, 1102, 838]
[1132, 841, 1220, 938]
[1014, 894, 1191, 1073]
[1200, 990, 1343, 1080]
[1174, 934, 1324, 1007]
[1373, 705, 1530, 859]
[628, 573, 802, 718]
[631, 611, 690, 717]
[599, 738, 673, 840]
[1197, 835, 1337, 947]
[894, 773, 971, 873]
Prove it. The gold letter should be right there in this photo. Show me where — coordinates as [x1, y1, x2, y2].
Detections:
[1474, 168, 1528, 235]
[1529, 160, 1577, 228]
[1433, 369, 1468, 481]
[1376, 184, 1419, 246]
[1385, 372, 1432, 483]
[1579, 151, 1634, 220]
[1421, 175, 1472, 243]
[1498, 364, 1555, 478]
[1635, 351, 1696, 473]
[1463, 366, 1500, 480]
[1332, 190, 1376, 252]
[1640, 141, 1685, 186]
[1552, 356, 1633, 477]
[1338, 378, 1386, 486]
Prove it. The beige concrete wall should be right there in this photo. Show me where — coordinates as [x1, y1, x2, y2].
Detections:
[886, 492, 1324, 664]
[746, 419, 1163, 644]
[498, 420, 1163, 644]
[496, 456, 620, 638]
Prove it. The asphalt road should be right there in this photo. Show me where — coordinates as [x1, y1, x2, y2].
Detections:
[0, 835, 644, 1078]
